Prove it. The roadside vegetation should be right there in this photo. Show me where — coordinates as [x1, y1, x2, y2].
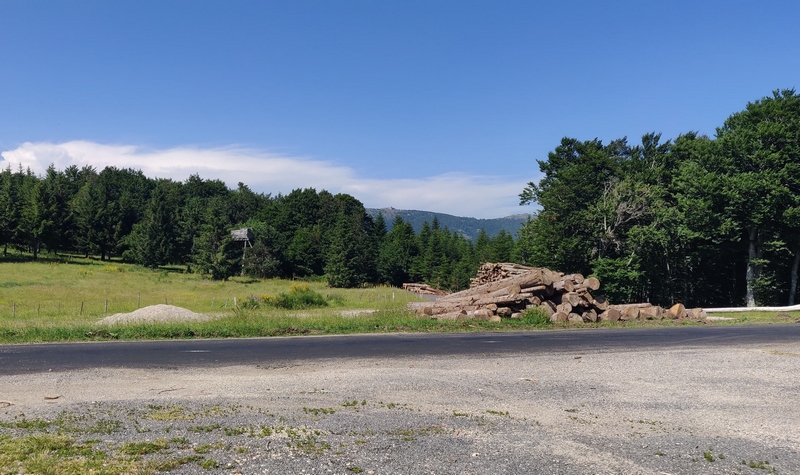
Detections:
[0, 255, 795, 344]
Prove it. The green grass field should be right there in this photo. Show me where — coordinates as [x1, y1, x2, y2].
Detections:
[0, 253, 796, 343]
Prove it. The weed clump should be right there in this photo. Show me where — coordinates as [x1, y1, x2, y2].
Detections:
[519, 307, 551, 326]
[241, 284, 329, 310]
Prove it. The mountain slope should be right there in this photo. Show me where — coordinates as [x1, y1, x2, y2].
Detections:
[366, 208, 532, 241]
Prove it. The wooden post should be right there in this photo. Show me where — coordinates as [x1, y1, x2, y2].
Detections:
[211, 297, 215, 309]
[241, 241, 247, 276]
[12, 301, 15, 318]
[104, 299, 108, 315]
[80, 302, 84, 315]
[137, 292, 141, 308]
[37, 303, 40, 317]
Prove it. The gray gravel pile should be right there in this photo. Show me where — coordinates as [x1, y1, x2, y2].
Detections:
[97, 304, 211, 325]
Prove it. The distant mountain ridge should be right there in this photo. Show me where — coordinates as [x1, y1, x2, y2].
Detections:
[366, 207, 532, 241]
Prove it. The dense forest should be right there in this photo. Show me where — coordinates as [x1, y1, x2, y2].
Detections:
[1, 90, 798, 307]
[517, 89, 800, 308]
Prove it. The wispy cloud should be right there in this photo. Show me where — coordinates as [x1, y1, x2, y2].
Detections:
[1, 141, 534, 218]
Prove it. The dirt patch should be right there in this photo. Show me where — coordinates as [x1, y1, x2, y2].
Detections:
[97, 304, 211, 325]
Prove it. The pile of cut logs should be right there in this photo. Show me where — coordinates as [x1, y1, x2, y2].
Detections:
[407, 263, 707, 323]
[402, 283, 448, 296]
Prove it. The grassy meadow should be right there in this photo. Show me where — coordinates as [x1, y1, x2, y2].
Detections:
[0, 252, 796, 344]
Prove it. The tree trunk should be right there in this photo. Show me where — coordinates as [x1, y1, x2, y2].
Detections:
[790, 247, 800, 306]
[745, 227, 759, 307]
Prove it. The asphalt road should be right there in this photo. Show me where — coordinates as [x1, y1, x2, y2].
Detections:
[2, 323, 798, 375]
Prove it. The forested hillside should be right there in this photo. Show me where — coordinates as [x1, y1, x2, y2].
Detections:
[366, 208, 530, 240]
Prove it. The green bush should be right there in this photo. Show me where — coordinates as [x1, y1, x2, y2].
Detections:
[261, 284, 329, 310]
[519, 307, 551, 326]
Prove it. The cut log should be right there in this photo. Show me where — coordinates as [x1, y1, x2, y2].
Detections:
[599, 308, 621, 322]
[556, 302, 573, 315]
[524, 284, 555, 296]
[621, 306, 640, 321]
[538, 302, 555, 317]
[591, 295, 609, 311]
[528, 296, 542, 306]
[582, 309, 598, 322]
[611, 303, 653, 310]
[581, 277, 600, 291]
[563, 273, 585, 284]
[568, 313, 584, 323]
[553, 280, 575, 292]
[472, 293, 533, 307]
[472, 309, 494, 321]
[667, 303, 687, 319]
[485, 284, 521, 298]
[496, 307, 513, 317]
[432, 310, 467, 320]
[551, 311, 568, 323]
[639, 306, 664, 320]
[689, 307, 707, 320]
[562, 292, 583, 307]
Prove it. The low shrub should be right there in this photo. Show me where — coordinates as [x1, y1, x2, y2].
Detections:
[519, 307, 551, 326]
[254, 284, 330, 310]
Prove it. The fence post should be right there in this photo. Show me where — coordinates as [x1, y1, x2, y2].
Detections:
[104, 300, 108, 315]
[80, 302, 84, 315]
[12, 301, 15, 318]
[137, 292, 141, 308]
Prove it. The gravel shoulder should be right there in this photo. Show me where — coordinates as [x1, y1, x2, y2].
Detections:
[1, 339, 799, 474]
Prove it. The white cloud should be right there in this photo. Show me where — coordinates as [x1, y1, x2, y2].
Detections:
[1, 141, 534, 218]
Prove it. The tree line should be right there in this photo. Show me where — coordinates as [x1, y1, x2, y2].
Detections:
[517, 89, 800, 307]
[0, 166, 518, 290]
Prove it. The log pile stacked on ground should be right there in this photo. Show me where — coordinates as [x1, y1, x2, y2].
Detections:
[469, 263, 536, 287]
[407, 263, 707, 323]
[402, 283, 448, 296]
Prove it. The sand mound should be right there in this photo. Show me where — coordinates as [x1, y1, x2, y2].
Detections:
[97, 304, 211, 325]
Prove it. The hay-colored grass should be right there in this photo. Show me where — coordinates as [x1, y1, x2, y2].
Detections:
[0, 253, 414, 328]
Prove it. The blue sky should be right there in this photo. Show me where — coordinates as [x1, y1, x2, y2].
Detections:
[1, 1, 798, 218]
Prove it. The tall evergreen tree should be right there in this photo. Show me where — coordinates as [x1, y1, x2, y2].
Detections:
[126, 180, 181, 268]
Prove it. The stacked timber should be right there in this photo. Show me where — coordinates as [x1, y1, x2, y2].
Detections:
[408, 264, 604, 322]
[470, 263, 537, 287]
[605, 302, 708, 322]
[402, 283, 448, 296]
[407, 263, 707, 323]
